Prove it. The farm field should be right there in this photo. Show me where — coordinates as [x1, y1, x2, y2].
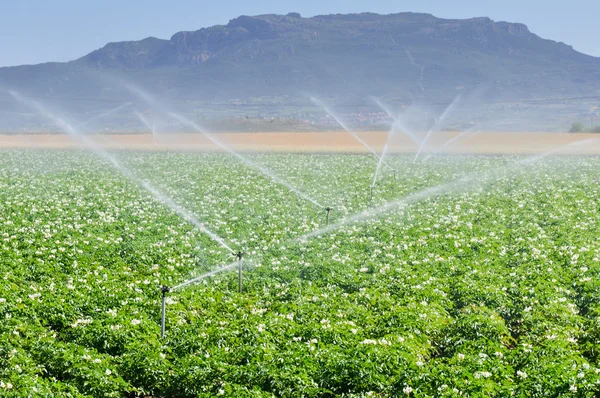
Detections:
[1, 150, 600, 396]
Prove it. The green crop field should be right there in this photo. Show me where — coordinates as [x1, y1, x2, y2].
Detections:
[1, 150, 600, 397]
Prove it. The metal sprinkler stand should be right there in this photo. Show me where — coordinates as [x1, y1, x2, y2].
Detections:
[160, 285, 171, 338]
[325, 207, 332, 226]
[236, 252, 244, 293]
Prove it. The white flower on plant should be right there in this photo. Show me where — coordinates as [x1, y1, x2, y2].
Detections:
[474, 371, 491, 379]
[131, 319, 141, 326]
[0, 381, 12, 389]
[361, 339, 377, 345]
[403, 386, 413, 395]
[517, 371, 527, 379]
[569, 385, 577, 393]
[105, 369, 112, 376]
[457, 353, 465, 360]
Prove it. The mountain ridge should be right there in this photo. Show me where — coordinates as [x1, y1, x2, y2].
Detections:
[1, 12, 599, 132]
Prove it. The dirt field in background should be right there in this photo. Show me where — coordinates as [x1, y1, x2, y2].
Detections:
[1, 132, 600, 155]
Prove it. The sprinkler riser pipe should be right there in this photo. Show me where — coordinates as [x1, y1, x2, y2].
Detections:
[236, 252, 244, 294]
[238, 261, 242, 293]
[161, 292, 166, 338]
[160, 285, 170, 339]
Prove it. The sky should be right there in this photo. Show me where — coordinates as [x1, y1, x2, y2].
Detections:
[1, 0, 599, 67]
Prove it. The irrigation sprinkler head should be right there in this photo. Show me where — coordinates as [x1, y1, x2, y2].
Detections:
[235, 251, 244, 261]
[160, 285, 171, 295]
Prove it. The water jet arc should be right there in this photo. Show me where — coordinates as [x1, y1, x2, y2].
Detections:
[311, 96, 394, 171]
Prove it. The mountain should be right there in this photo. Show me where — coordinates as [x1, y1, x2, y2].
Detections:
[1, 12, 599, 131]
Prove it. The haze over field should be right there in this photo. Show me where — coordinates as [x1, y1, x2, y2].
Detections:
[1, 11, 600, 132]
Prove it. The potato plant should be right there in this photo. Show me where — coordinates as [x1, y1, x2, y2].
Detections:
[0, 150, 599, 397]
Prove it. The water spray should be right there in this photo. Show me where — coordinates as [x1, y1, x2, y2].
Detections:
[311, 96, 394, 171]
[422, 128, 481, 162]
[75, 102, 132, 132]
[9, 91, 236, 255]
[124, 83, 325, 210]
[413, 95, 462, 163]
[160, 285, 170, 338]
[371, 97, 422, 147]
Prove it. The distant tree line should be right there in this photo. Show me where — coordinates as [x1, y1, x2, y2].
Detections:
[569, 122, 600, 133]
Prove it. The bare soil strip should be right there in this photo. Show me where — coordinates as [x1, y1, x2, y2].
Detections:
[1, 132, 599, 155]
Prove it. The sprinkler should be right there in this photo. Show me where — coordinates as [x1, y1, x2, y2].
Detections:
[325, 207, 332, 226]
[235, 252, 244, 293]
[160, 285, 170, 338]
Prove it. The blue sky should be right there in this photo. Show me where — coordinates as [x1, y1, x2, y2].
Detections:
[1, 0, 599, 66]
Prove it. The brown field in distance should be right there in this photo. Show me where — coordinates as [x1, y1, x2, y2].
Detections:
[1, 131, 600, 155]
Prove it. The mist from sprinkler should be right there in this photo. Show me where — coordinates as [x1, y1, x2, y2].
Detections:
[371, 97, 423, 186]
[296, 136, 599, 242]
[171, 259, 246, 291]
[422, 128, 482, 162]
[311, 96, 394, 172]
[413, 94, 462, 163]
[371, 97, 422, 146]
[136, 111, 161, 146]
[75, 102, 132, 132]
[123, 83, 325, 210]
[9, 90, 235, 255]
